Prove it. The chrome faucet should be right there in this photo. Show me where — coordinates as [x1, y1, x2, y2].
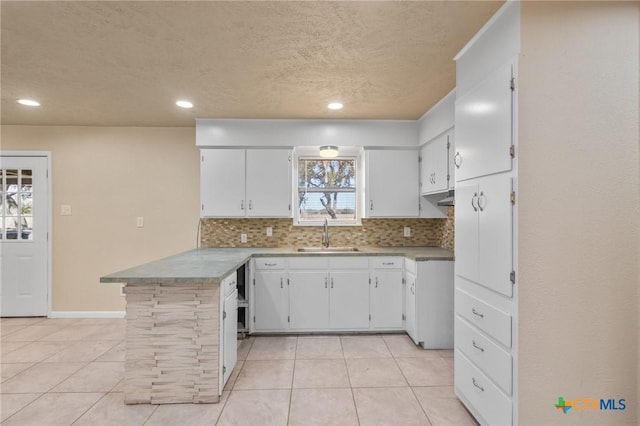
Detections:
[322, 218, 330, 248]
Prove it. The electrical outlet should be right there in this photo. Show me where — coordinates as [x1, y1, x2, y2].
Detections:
[240, 233, 248, 243]
[404, 226, 411, 237]
[136, 217, 144, 228]
[60, 204, 72, 216]
[266, 227, 273, 237]
[120, 284, 126, 297]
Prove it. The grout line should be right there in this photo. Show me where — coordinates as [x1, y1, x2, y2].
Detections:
[0, 391, 47, 424]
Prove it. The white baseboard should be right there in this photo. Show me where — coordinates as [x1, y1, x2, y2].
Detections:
[49, 311, 126, 319]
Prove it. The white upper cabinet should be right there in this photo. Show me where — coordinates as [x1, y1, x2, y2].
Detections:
[201, 149, 246, 217]
[201, 149, 292, 218]
[420, 130, 453, 195]
[366, 150, 419, 218]
[455, 173, 513, 297]
[246, 149, 291, 217]
[454, 62, 514, 182]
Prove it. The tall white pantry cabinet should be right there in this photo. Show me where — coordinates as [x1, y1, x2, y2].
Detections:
[453, 1, 519, 425]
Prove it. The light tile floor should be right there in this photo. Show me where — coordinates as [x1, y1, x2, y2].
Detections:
[0, 318, 478, 425]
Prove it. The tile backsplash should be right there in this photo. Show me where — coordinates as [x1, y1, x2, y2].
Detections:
[201, 208, 454, 249]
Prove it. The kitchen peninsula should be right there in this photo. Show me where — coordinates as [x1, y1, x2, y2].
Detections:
[101, 246, 454, 405]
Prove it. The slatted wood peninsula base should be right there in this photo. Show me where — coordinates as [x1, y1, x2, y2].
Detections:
[124, 282, 220, 404]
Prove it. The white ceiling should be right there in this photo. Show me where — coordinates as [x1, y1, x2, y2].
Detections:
[1, 1, 503, 127]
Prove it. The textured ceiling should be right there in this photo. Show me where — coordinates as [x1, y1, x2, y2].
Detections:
[1, 1, 503, 127]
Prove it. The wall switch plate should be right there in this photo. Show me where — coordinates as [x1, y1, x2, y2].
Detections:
[136, 217, 144, 228]
[60, 205, 72, 216]
[404, 226, 411, 237]
[240, 233, 248, 243]
[120, 284, 126, 297]
[266, 227, 273, 237]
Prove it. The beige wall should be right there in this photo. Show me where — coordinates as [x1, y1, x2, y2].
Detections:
[1, 126, 200, 312]
[519, 2, 639, 424]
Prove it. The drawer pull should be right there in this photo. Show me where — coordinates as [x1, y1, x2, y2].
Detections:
[472, 340, 485, 352]
[472, 377, 485, 392]
[471, 308, 484, 318]
[280, 278, 283, 289]
[264, 263, 277, 267]
[382, 262, 395, 266]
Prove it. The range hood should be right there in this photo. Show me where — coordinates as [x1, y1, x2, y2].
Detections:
[437, 190, 455, 206]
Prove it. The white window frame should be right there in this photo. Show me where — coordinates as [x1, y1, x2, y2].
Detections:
[292, 146, 364, 227]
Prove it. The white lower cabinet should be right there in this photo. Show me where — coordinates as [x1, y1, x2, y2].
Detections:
[405, 259, 455, 349]
[404, 269, 417, 342]
[289, 271, 330, 330]
[370, 257, 404, 330]
[253, 265, 288, 332]
[250, 256, 405, 333]
[220, 272, 238, 393]
[329, 270, 370, 330]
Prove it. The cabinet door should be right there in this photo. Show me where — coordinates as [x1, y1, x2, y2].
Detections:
[329, 271, 370, 330]
[371, 270, 403, 329]
[477, 174, 513, 297]
[253, 270, 288, 331]
[222, 289, 238, 386]
[289, 271, 329, 330]
[201, 149, 246, 217]
[366, 150, 419, 217]
[246, 149, 292, 217]
[423, 135, 449, 195]
[447, 131, 455, 190]
[455, 181, 480, 283]
[454, 63, 513, 181]
[405, 271, 417, 343]
[419, 144, 430, 196]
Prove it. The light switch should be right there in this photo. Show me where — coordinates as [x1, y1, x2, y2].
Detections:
[136, 217, 144, 228]
[266, 227, 273, 237]
[60, 205, 72, 216]
[404, 226, 411, 237]
[240, 233, 248, 243]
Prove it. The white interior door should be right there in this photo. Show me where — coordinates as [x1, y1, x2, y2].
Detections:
[0, 155, 49, 317]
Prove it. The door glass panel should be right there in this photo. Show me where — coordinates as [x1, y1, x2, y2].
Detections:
[20, 170, 33, 240]
[0, 168, 33, 241]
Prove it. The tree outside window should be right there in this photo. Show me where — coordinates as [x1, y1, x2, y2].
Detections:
[297, 157, 357, 223]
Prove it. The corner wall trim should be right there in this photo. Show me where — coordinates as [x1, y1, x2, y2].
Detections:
[49, 311, 126, 319]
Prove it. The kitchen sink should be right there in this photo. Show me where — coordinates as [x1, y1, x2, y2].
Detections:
[297, 247, 360, 253]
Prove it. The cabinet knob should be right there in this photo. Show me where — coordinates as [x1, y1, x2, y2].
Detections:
[454, 152, 462, 169]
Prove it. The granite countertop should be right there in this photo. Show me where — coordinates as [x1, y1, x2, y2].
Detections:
[100, 246, 454, 285]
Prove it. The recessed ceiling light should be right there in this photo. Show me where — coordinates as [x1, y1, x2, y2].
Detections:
[328, 102, 343, 110]
[17, 99, 41, 107]
[176, 100, 193, 109]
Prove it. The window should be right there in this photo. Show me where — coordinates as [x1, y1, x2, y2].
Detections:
[295, 156, 360, 225]
[1, 168, 34, 240]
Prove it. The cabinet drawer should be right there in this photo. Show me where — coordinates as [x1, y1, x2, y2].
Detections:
[370, 257, 403, 269]
[455, 350, 512, 426]
[404, 258, 416, 274]
[455, 316, 512, 395]
[288, 257, 329, 270]
[222, 272, 238, 297]
[456, 289, 511, 348]
[328, 256, 369, 270]
[254, 258, 285, 270]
